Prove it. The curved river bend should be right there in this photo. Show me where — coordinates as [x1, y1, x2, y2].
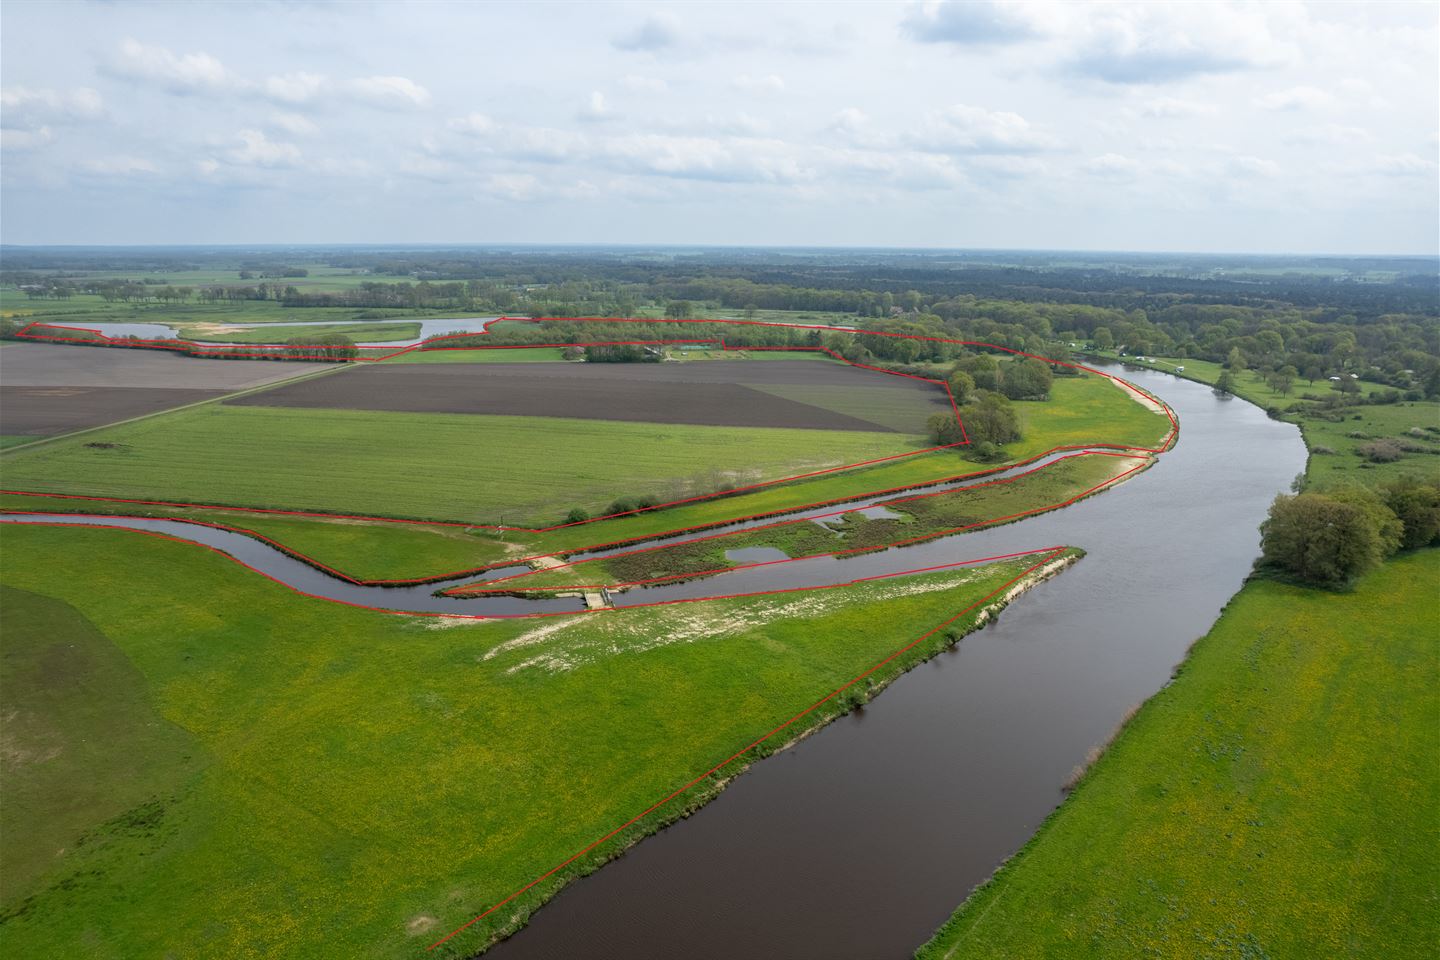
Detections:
[484, 365, 1306, 959]
[1, 366, 1306, 958]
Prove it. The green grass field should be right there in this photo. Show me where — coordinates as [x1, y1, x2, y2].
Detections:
[0, 404, 921, 525]
[193, 321, 421, 344]
[918, 549, 1440, 960]
[0, 523, 1071, 959]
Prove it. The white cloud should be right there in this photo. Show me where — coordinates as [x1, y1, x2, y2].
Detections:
[602, 134, 812, 184]
[269, 112, 319, 137]
[227, 129, 301, 168]
[613, 14, 682, 52]
[1371, 153, 1436, 177]
[1062, 4, 1294, 84]
[1, 126, 55, 152]
[1, 87, 103, 126]
[81, 156, 158, 177]
[1137, 97, 1217, 119]
[106, 39, 231, 94]
[577, 91, 612, 122]
[480, 173, 541, 201]
[261, 72, 328, 105]
[1228, 155, 1281, 178]
[731, 73, 785, 94]
[619, 75, 668, 93]
[448, 112, 496, 136]
[349, 75, 431, 109]
[503, 126, 588, 163]
[1254, 85, 1332, 111]
[902, 1, 1046, 46]
[1283, 123, 1371, 146]
[1083, 152, 1142, 180]
[915, 103, 1059, 154]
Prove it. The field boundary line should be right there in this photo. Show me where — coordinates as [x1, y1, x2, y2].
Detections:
[1, 445, 1151, 587]
[4, 317, 1176, 544]
[0, 358, 354, 456]
[446, 451, 1149, 596]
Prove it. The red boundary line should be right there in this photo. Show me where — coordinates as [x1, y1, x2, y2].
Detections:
[1, 519, 1069, 952]
[4, 317, 1176, 954]
[5, 316, 1175, 573]
[421, 545, 1071, 951]
[444, 451, 1146, 596]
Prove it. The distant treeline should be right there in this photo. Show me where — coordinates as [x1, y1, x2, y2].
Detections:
[5, 247, 1437, 391]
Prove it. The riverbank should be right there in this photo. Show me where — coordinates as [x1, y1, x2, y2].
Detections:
[1082, 350, 1440, 486]
[0, 521, 1078, 959]
[916, 548, 1439, 960]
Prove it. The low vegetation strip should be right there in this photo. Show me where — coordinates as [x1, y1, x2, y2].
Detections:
[916, 549, 1440, 960]
[0, 523, 1078, 959]
[453, 452, 1142, 595]
[194, 320, 421, 343]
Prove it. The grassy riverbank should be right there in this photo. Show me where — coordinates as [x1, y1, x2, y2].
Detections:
[917, 549, 1439, 960]
[0, 523, 1075, 959]
[1089, 351, 1440, 485]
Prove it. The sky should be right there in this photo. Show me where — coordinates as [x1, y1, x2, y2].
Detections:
[1, 0, 1437, 253]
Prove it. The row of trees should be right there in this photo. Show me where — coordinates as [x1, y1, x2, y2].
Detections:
[1259, 477, 1440, 587]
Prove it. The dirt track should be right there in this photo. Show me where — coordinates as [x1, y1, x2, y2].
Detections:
[227, 361, 946, 433]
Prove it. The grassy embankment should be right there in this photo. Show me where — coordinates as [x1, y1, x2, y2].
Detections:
[470, 452, 1136, 593]
[1093, 352, 1440, 485]
[0, 375, 1170, 580]
[0, 523, 1075, 959]
[917, 549, 1439, 960]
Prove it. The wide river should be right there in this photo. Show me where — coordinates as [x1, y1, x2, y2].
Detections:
[1, 364, 1306, 958]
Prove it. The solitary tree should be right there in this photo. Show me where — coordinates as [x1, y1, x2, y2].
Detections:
[964, 391, 1022, 445]
[1259, 493, 1384, 587]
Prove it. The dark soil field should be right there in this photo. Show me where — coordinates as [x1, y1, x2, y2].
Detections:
[226, 360, 950, 433]
[0, 343, 336, 437]
[2, 386, 226, 436]
[0, 342, 333, 390]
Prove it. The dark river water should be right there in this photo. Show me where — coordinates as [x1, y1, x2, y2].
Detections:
[0, 365, 1306, 959]
[481, 365, 1306, 960]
